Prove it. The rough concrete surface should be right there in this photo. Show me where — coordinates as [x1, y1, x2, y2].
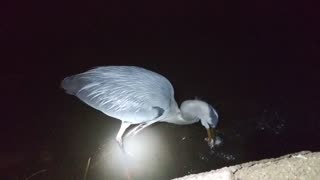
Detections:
[173, 151, 320, 180]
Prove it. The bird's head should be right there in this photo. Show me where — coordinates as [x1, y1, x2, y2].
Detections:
[180, 99, 219, 148]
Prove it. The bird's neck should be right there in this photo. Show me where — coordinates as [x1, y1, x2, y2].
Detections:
[161, 112, 199, 125]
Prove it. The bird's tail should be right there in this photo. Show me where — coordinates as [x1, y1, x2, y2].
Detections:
[60, 75, 82, 95]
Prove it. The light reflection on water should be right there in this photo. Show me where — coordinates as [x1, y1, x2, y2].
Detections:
[84, 121, 242, 180]
[91, 125, 176, 180]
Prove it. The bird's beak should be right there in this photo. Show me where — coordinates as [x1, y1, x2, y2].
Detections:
[206, 127, 216, 148]
[206, 128, 215, 141]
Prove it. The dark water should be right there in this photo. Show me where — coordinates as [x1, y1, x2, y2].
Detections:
[2, 1, 320, 179]
[2, 62, 319, 180]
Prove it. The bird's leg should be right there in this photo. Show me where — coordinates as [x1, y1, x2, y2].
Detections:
[125, 123, 145, 138]
[116, 121, 131, 148]
[131, 120, 158, 136]
[116, 122, 133, 180]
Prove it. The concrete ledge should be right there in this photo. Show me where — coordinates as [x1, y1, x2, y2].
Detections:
[173, 151, 320, 180]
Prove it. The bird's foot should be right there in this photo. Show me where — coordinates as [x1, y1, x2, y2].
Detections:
[116, 139, 125, 151]
[115, 140, 134, 157]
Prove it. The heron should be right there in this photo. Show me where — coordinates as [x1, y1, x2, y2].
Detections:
[61, 66, 219, 148]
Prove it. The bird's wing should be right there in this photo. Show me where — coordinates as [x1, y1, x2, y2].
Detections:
[61, 66, 174, 123]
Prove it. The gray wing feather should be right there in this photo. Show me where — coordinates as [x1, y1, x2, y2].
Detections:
[61, 66, 174, 123]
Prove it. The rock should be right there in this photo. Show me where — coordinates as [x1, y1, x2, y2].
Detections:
[173, 151, 320, 180]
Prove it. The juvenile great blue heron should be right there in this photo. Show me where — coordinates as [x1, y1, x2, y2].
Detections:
[61, 66, 219, 148]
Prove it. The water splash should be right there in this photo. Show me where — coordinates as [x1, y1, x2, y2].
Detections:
[256, 109, 286, 135]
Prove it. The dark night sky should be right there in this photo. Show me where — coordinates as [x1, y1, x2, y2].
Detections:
[3, 0, 319, 112]
[1, 0, 320, 178]
[3, 0, 319, 96]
